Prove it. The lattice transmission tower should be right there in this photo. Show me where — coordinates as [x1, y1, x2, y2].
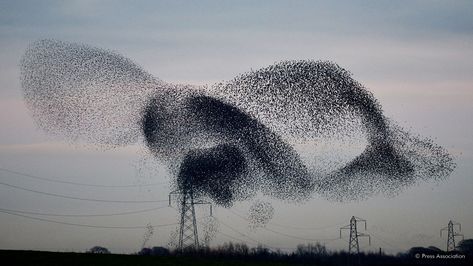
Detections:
[340, 216, 371, 254]
[441, 220, 463, 252]
[169, 190, 212, 251]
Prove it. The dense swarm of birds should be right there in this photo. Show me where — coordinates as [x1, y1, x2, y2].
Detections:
[21, 40, 455, 207]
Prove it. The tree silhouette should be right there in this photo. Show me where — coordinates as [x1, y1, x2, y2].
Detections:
[87, 246, 111, 254]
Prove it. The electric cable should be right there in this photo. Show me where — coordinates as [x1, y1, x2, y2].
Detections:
[0, 209, 178, 229]
[0, 167, 167, 187]
[0, 181, 168, 203]
[0, 205, 169, 217]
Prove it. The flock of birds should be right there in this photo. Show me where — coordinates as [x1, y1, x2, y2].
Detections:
[20, 40, 455, 221]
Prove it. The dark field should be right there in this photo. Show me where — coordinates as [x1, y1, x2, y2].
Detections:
[1, 249, 471, 266]
[1, 250, 292, 266]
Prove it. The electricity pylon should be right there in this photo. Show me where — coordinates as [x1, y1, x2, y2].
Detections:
[441, 220, 464, 252]
[340, 216, 371, 255]
[169, 190, 212, 251]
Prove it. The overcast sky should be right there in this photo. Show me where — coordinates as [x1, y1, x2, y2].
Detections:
[0, 0, 472, 254]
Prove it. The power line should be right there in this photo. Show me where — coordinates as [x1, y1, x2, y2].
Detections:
[227, 209, 339, 242]
[231, 208, 342, 231]
[262, 226, 340, 242]
[0, 205, 169, 217]
[268, 221, 344, 231]
[0, 167, 167, 188]
[215, 217, 261, 245]
[171, 205, 267, 250]
[364, 226, 407, 251]
[0, 181, 168, 203]
[195, 218, 256, 245]
[212, 218, 294, 251]
[366, 231, 402, 251]
[0, 209, 178, 229]
[216, 229, 254, 244]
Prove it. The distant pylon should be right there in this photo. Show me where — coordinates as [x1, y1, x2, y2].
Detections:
[340, 216, 371, 254]
[441, 220, 464, 252]
[169, 190, 212, 251]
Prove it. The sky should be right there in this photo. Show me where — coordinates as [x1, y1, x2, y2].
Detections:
[0, 0, 472, 254]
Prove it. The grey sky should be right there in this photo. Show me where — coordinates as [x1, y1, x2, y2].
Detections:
[0, 0, 472, 254]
